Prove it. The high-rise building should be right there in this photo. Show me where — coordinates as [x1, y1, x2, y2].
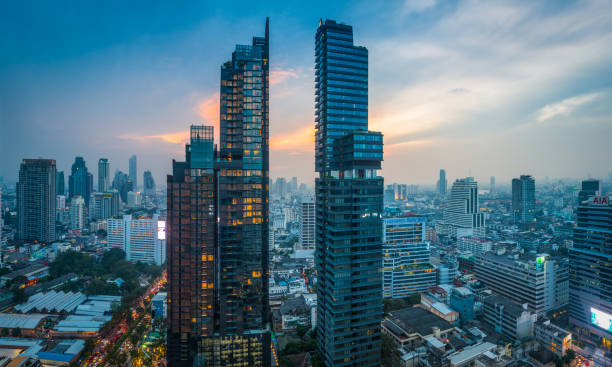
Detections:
[90, 191, 120, 219]
[438, 169, 447, 196]
[315, 19, 383, 367]
[107, 214, 165, 265]
[382, 216, 436, 298]
[17, 159, 56, 243]
[290, 176, 298, 193]
[143, 170, 155, 195]
[569, 195, 611, 347]
[512, 175, 536, 224]
[69, 195, 85, 230]
[68, 157, 93, 206]
[56, 171, 65, 196]
[98, 158, 110, 192]
[299, 198, 315, 249]
[167, 18, 270, 367]
[490, 176, 496, 196]
[275, 177, 287, 198]
[129, 155, 137, 190]
[112, 171, 133, 203]
[443, 177, 485, 238]
[474, 252, 569, 316]
[578, 179, 601, 204]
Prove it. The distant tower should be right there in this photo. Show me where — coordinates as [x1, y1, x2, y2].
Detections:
[438, 169, 447, 196]
[98, 158, 110, 192]
[490, 176, 496, 195]
[129, 155, 137, 191]
[143, 170, 156, 195]
[68, 157, 93, 206]
[17, 159, 56, 242]
[56, 171, 65, 196]
[512, 175, 536, 223]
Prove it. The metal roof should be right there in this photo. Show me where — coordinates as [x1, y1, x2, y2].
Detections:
[0, 314, 47, 329]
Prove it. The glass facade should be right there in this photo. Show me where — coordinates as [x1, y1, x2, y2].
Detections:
[315, 19, 383, 367]
[167, 19, 270, 367]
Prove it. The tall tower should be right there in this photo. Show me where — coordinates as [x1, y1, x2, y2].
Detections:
[438, 169, 447, 196]
[68, 157, 93, 206]
[98, 158, 110, 192]
[166, 18, 270, 367]
[512, 175, 535, 223]
[17, 159, 56, 243]
[129, 155, 138, 190]
[490, 176, 496, 195]
[315, 19, 383, 366]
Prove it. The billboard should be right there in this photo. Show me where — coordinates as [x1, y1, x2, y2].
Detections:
[157, 220, 166, 240]
[590, 307, 612, 332]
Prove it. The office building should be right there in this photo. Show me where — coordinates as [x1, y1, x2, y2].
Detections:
[315, 19, 383, 367]
[98, 158, 110, 192]
[578, 179, 601, 204]
[482, 294, 535, 341]
[569, 195, 612, 347]
[438, 169, 447, 196]
[17, 159, 56, 243]
[443, 177, 485, 238]
[167, 18, 270, 367]
[512, 175, 536, 224]
[474, 252, 569, 316]
[143, 170, 155, 195]
[68, 157, 93, 206]
[107, 214, 165, 265]
[56, 171, 65, 196]
[490, 176, 495, 196]
[69, 196, 85, 230]
[129, 155, 137, 190]
[382, 216, 436, 298]
[90, 191, 120, 220]
[300, 199, 315, 249]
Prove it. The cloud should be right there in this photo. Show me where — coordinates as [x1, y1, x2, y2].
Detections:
[270, 126, 314, 152]
[118, 131, 189, 145]
[403, 0, 437, 14]
[270, 68, 302, 85]
[196, 93, 220, 126]
[535, 92, 601, 122]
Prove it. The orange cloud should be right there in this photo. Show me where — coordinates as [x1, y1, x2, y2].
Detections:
[118, 131, 189, 145]
[197, 93, 220, 126]
[270, 126, 314, 152]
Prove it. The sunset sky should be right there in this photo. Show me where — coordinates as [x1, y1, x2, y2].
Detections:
[2, 0, 611, 187]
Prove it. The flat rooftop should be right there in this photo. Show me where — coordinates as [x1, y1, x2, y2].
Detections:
[386, 307, 454, 337]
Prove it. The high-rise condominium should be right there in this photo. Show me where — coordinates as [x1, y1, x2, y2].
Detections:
[512, 175, 536, 224]
[315, 19, 383, 366]
[129, 155, 137, 190]
[438, 169, 447, 196]
[569, 194, 611, 348]
[17, 159, 56, 242]
[69, 157, 93, 206]
[98, 158, 110, 192]
[443, 177, 485, 238]
[167, 18, 270, 367]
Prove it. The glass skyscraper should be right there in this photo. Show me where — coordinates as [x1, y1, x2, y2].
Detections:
[68, 156, 93, 206]
[167, 18, 270, 367]
[315, 19, 383, 366]
[17, 159, 56, 243]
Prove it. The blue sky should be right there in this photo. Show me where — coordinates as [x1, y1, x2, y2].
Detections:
[1, 0, 611, 187]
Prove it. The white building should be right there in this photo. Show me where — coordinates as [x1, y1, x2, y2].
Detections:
[107, 214, 165, 265]
[69, 196, 85, 230]
[457, 237, 493, 255]
[443, 177, 486, 238]
[299, 199, 315, 249]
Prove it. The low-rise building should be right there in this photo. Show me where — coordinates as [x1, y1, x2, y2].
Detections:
[382, 307, 456, 351]
[482, 294, 535, 341]
[534, 319, 571, 357]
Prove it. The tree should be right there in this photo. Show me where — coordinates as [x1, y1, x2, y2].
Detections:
[383, 298, 407, 314]
[296, 324, 308, 339]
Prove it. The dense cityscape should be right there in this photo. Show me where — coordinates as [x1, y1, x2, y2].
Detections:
[1, 4, 611, 367]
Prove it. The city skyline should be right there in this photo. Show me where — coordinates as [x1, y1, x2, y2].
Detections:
[2, 0, 612, 185]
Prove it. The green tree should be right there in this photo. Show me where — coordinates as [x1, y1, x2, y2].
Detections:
[383, 298, 407, 314]
[296, 324, 308, 339]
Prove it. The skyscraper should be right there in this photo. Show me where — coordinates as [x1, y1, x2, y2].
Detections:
[315, 19, 383, 367]
[112, 170, 133, 203]
[129, 155, 138, 190]
[438, 169, 447, 196]
[68, 157, 93, 206]
[98, 158, 110, 192]
[17, 159, 56, 243]
[569, 194, 611, 347]
[578, 178, 601, 204]
[167, 18, 270, 367]
[512, 175, 536, 223]
[56, 171, 65, 196]
[143, 170, 155, 195]
[443, 177, 486, 238]
[490, 176, 496, 195]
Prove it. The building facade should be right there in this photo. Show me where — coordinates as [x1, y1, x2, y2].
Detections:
[512, 175, 536, 224]
[98, 158, 110, 192]
[482, 294, 535, 341]
[17, 159, 56, 243]
[90, 191, 120, 220]
[129, 155, 137, 191]
[69, 196, 85, 230]
[382, 216, 436, 298]
[300, 199, 315, 249]
[107, 214, 165, 265]
[315, 19, 383, 367]
[569, 195, 612, 348]
[443, 177, 485, 238]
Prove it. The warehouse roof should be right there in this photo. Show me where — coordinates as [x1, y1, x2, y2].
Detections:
[15, 291, 86, 314]
[0, 314, 47, 329]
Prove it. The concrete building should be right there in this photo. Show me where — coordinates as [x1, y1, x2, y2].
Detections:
[457, 237, 492, 255]
[450, 287, 475, 323]
[474, 252, 569, 316]
[299, 199, 315, 249]
[443, 178, 485, 238]
[107, 214, 165, 265]
[69, 196, 85, 231]
[382, 307, 456, 351]
[482, 294, 535, 341]
[534, 319, 571, 357]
